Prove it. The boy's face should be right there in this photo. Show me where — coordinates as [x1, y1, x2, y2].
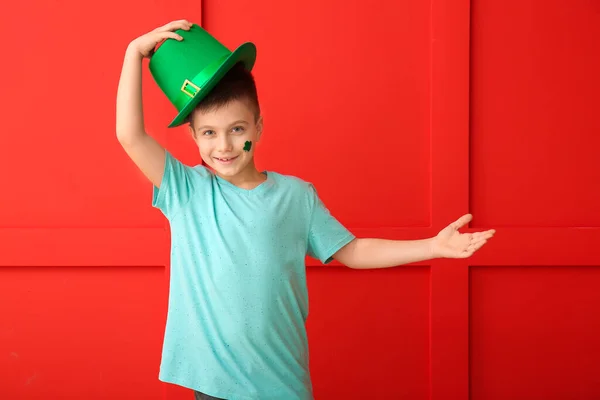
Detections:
[189, 99, 263, 180]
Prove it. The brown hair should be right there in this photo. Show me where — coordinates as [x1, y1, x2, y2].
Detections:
[185, 62, 261, 128]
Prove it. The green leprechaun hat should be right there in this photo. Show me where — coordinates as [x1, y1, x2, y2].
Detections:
[149, 23, 257, 128]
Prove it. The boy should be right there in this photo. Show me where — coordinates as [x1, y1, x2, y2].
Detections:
[116, 20, 495, 400]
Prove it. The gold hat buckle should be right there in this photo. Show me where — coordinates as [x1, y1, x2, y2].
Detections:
[181, 79, 201, 98]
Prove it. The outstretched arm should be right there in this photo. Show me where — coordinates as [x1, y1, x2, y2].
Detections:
[333, 214, 495, 269]
[333, 237, 436, 269]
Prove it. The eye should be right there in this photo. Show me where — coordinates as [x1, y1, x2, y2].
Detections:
[202, 130, 214, 136]
[232, 126, 245, 134]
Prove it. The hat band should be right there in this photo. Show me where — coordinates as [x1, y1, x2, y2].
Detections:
[174, 54, 230, 110]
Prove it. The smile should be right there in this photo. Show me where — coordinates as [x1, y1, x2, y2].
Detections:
[214, 156, 239, 164]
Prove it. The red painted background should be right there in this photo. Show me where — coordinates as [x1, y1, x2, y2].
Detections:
[1, 0, 599, 399]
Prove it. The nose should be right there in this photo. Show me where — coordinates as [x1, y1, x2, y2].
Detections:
[216, 133, 233, 153]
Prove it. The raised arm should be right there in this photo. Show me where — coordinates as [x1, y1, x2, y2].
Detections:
[116, 20, 192, 188]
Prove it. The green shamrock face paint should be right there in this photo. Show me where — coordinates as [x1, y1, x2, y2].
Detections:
[243, 141, 252, 152]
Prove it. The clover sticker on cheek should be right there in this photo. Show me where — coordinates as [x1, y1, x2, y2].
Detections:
[243, 141, 252, 152]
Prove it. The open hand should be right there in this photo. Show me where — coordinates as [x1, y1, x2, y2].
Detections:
[129, 19, 193, 58]
[431, 214, 495, 259]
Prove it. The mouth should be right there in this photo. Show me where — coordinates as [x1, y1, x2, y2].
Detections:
[213, 156, 239, 165]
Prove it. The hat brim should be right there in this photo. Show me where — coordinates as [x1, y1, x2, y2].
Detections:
[167, 42, 257, 128]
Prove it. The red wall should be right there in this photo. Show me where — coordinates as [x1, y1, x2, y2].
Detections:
[1, 0, 599, 399]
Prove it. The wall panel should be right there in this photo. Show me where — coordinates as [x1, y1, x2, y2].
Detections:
[470, 265, 600, 400]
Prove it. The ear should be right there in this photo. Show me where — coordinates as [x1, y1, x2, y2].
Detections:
[255, 116, 264, 142]
[188, 124, 196, 140]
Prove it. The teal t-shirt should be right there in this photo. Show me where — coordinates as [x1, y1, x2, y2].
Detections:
[152, 151, 355, 400]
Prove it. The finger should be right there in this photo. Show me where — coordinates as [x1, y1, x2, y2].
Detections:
[476, 231, 494, 241]
[451, 214, 472, 231]
[470, 238, 485, 247]
[167, 19, 193, 31]
[470, 239, 487, 252]
[160, 32, 184, 41]
[150, 32, 184, 55]
[470, 234, 489, 244]
[154, 20, 192, 33]
[176, 20, 193, 31]
[153, 21, 176, 32]
[464, 238, 484, 252]
[472, 230, 495, 241]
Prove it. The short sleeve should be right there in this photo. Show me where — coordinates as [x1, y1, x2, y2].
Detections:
[152, 151, 198, 219]
[306, 184, 355, 264]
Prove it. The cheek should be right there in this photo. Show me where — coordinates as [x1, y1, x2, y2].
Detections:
[241, 140, 253, 153]
[241, 131, 259, 149]
[196, 142, 212, 159]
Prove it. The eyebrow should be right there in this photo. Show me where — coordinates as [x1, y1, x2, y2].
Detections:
[196, 120, 249, 131]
